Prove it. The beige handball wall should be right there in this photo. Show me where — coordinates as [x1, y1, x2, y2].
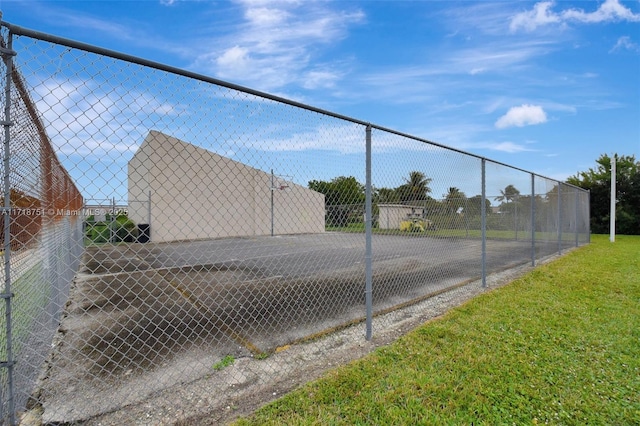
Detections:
[128, 131, 325, 242]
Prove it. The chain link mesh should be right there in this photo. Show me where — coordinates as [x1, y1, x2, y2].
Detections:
[0, 25, 590, 424]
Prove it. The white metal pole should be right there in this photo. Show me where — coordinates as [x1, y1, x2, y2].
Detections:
[610, 155, 616, 242]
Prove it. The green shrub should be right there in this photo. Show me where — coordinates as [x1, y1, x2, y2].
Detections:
[86, 222, 109, 243]
[109, 217, 137, 243]
[85, 214, 138, 243]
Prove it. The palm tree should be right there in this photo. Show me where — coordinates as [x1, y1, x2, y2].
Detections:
[375, 187, 400, 204]
[494, 184, 520, 204]
[444, 187, 466, 214]
[397, 171, 432, 202]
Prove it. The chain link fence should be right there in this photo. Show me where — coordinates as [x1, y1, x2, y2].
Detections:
[0, 21, 589, 425]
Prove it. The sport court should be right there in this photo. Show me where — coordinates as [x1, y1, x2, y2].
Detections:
[38, 232, 559, 422]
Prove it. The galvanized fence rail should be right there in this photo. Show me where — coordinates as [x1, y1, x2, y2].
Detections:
[0, 21, 589, 425]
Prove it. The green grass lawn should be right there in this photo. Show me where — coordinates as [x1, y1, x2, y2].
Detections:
[234, 234, 640, 425]
[0, 262, 46, 360]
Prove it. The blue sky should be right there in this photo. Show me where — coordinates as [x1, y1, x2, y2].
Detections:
[1, 0, 639, 200]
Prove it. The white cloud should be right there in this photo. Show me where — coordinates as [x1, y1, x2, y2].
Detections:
[561, 0, 640, 23]
[457, 140, 535, 154]
[610, 36, 640, 53]
[354, 38, 555, 106]
[510, 0, 640, 32]
[510, 2, 561, 32]
[216, 46, 251, 69]
[469, 67, 486, 75]
[243, 122, 364, 154]
[447, 40, 556, 75]
[483, 98, 507, 114]
[487, 141, 534, 153]
[32, 78, 182, 158]
[192, 1, 365, 91]
[244, 7, 290, 26]
[240, 122, 448, 155]
[444, 139, 536, 156]
[441, 3, 517, 37]
[302, 69, 341, 89]
[58, 13, 139, 41]
[495, 104, 548, 129]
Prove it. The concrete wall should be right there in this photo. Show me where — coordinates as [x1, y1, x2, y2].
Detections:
[128, 130, 325, 242]
[378, 204, 424, 230]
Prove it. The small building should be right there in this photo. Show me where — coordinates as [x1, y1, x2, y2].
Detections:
[128, 131, 325, 242]
[377, 204, 425, 230]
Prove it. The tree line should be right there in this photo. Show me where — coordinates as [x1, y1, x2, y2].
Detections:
[567, 154, 639, 235]
[309, 171, 491, 228]
[308, 153, 639, 235]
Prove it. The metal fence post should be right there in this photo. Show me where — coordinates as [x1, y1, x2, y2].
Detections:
[531, 174, 535, 266]
[108, 197, 113, 243]
[481, 159, 486, 288]
[514, 197, 518, 241]
[588, 190, 591, 244]
[147, 190, 151, 240]
[365, 125, 373, 340]
[1, 29, 16, 426]
[574, 190, 579, 247]
[557, 184, 562, 254]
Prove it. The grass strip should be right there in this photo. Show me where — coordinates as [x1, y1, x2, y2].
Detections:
[0, 262, 46, 358]
[234, 234, 640, 425]
[327, 224, 580, 241]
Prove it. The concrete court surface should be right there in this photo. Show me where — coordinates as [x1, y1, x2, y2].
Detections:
[35, 232, 569, 423]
